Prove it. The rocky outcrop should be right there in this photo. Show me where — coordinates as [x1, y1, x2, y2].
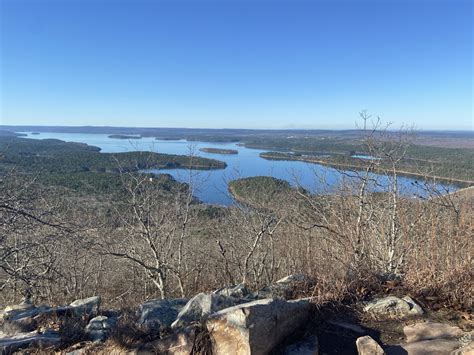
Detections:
[356, 336, 385, 355]
[4, 286, 470, 355]
[171, 293, 241, 329]
[363, 296, 423, 318]
[138, 298, 188, 333]
[206, 298, 312, 355]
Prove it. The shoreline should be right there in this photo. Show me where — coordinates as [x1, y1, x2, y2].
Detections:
[260, 153, 473, 187]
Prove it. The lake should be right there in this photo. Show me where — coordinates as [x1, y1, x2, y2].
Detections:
[18, 132, 457, 205]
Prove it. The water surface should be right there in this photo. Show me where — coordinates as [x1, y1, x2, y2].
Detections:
[19, 132, 456, 205]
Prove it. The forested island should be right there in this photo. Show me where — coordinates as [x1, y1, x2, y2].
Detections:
[199, 147, 238, 155]
[108, 134, 142, 139]
[228, 176, 297, 206]
[0, 136, 226, 196]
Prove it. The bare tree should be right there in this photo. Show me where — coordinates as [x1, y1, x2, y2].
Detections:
[0, 169, 78, 303]
[100, 149, 200, 299]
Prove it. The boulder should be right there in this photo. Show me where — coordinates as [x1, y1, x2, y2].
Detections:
[206, 298, 312, 355]
[363, 296, 423, 318]
[356, 336, 385, 355]
[0, 329, 61, 353]
[85, 315, 117, 342]
[171, 293, 241, 329]
[69, 296, 101, 316]
[138, 298, 188, 333]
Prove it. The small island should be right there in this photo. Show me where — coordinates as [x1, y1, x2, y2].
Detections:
[108, 134, 142, 139]
[199, 147, 238, 155]
[31, 132, 40, 135]
[155, 136, 182, 141]
[228, 176, 296, 206]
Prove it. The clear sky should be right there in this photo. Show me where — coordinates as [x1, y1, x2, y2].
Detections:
[0, 0, 472, 130]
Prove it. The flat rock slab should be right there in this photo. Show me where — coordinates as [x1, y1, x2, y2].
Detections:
[385, 338, 462, 355]
[1, 305, 51, 322]
[403, 322, 465, 343]
[0, 330, 60, 353]
[386, 321, 473, 355]
[1, 296, 101, 323]
[207, 298, 312, 355]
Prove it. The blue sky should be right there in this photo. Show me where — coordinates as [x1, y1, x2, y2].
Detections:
[0, 0, 472, 130]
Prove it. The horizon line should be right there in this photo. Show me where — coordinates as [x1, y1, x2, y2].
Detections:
[1, 124, 472, 133]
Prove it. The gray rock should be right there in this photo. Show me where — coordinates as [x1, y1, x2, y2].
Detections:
[356, 335, 385, 355]
[207, 298, 312, 355]
[138, 298, 188, 333]
[0, 329, 61, 353]
[0, 302, 51, 322]
[363, 296, 423, 318]
[171, 293, 241, 329]
[69, 296, 101, 316]
[85, 315, 117, 342]
[213, 283, 252, 299]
